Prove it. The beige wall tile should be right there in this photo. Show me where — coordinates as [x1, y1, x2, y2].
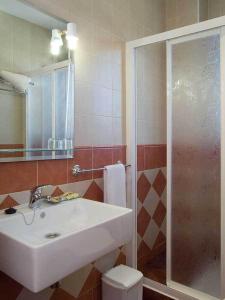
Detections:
[112, 117, 125, 145]
[0, 12, 13, 71]
[0, 1, 169, 299]
[92, 115, 113, 146]
[75, 115, 94, 146]
[92, 0, 113, 33]
[75, 82, 93, 116]
[92, 86, 112, 117]
[165, 0, 199, 30]
[208, 0, 225, 19]
[24, 0, 167, 147]
[112, 89, 123, 118]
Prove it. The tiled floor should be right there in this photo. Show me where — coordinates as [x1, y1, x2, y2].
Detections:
[142, 251, 173, 299]
[142, 251, 166, 284]
[143, 287, 173, 300]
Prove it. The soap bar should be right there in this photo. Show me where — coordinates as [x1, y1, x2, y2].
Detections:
[62, 192, 79, 200]
[49, 192, 80, 203]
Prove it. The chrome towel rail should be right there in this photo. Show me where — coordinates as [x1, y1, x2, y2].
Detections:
[72, 161, 131, 176]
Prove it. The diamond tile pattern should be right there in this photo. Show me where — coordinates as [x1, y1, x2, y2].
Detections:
[83, 182, 103, 202]
[137, 173, 151, 203]
[0, 179, 126, 300]
[0, 271, 23, 299]
[51, 187, 64, 197]
[137, 207, 151, 237]
[0, 195, 19, 210]
[153, 170, 166, 197]
[137, 168, 166, 264]
[0, 157, 166, 300]
[153, 201, 166, 227]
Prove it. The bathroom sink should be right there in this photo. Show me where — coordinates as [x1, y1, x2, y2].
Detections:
[0, 199, 132, 292]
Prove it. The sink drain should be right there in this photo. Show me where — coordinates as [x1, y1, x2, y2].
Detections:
[45, 233, 60, 239]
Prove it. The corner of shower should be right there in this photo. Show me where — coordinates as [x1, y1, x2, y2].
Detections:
[126, 21, 225, 300]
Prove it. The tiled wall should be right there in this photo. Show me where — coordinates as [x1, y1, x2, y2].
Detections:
[4, 0, 225, 298]
[0, 10, 64, 74]
[0, 178, 126, 300]
[208, 0, 225, 19]
[165, 0, 199, 30]
[0, 146, 126, 197]
[137, 145, 167, 271]
[0, 145, 126, 300]
[135, 19, 167, 273]
[25, 0, 166, 149]
[0, 1, 167, 299]
[136, 41, 166, 146]
[165, 0, 225, 31]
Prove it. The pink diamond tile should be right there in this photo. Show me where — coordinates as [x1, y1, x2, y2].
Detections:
[153, 170, 166, 197]
[153, 231, 166, 250]
[138, 240, 152, 260]
[137, 207, 151, 237]
[93, 286, 102, 300]
[51, 187, 64, 197]
[0, 271, 23, 299]
[0, 195, 18, 210]
[153, 201, 166, 227]
[79, 267, 101, 296]
[137, 173, 151, 203]
[50, 288, 77, 300]
[83, 181, 103, 202]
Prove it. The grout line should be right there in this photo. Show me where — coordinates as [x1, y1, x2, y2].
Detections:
[36, 161, 39, 186]
[66, 158, 69, 184]
[91, 146, 94, 180]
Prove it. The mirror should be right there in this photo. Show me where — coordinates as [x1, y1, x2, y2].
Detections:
[0, 0, 75, 162]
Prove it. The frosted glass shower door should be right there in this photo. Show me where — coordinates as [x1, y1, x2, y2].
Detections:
[167, 29, 223, 299]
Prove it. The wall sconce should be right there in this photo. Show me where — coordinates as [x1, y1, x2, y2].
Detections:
[50, 23, 78, 56]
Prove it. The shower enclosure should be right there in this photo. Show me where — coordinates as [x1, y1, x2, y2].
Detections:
[126, 19, 225, 300]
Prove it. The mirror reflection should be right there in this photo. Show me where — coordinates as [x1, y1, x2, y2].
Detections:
[0, 0, 74, 162]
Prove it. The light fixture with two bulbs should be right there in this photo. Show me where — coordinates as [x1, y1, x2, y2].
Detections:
[50, 22, 78, 56]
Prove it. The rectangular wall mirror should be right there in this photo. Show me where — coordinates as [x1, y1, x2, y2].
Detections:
[0, 0, 74, 162]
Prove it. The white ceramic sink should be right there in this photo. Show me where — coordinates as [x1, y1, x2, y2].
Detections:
[0, 199, 132, 292]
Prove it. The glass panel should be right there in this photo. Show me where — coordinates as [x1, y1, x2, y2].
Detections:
[54, 65, 74, 156]
[135, 42, 167, 285]
[55, 68, 68, 140]
[26, 73, 52, 150]
[170, 33, 221, 298]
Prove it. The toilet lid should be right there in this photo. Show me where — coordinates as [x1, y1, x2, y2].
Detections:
[102, 264, 143, 289]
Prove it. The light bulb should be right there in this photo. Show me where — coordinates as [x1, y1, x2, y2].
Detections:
[51, 43, 60, 55]
[50, 29, 63, 56]
[66, 23, 78, 50]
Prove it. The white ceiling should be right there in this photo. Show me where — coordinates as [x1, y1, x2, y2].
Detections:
[0, 0, 66, 30]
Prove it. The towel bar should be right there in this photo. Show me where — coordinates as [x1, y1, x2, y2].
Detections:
[72, 161, 131, 176]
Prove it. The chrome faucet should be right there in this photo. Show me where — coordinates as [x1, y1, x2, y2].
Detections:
[29, 185, 51, 209]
